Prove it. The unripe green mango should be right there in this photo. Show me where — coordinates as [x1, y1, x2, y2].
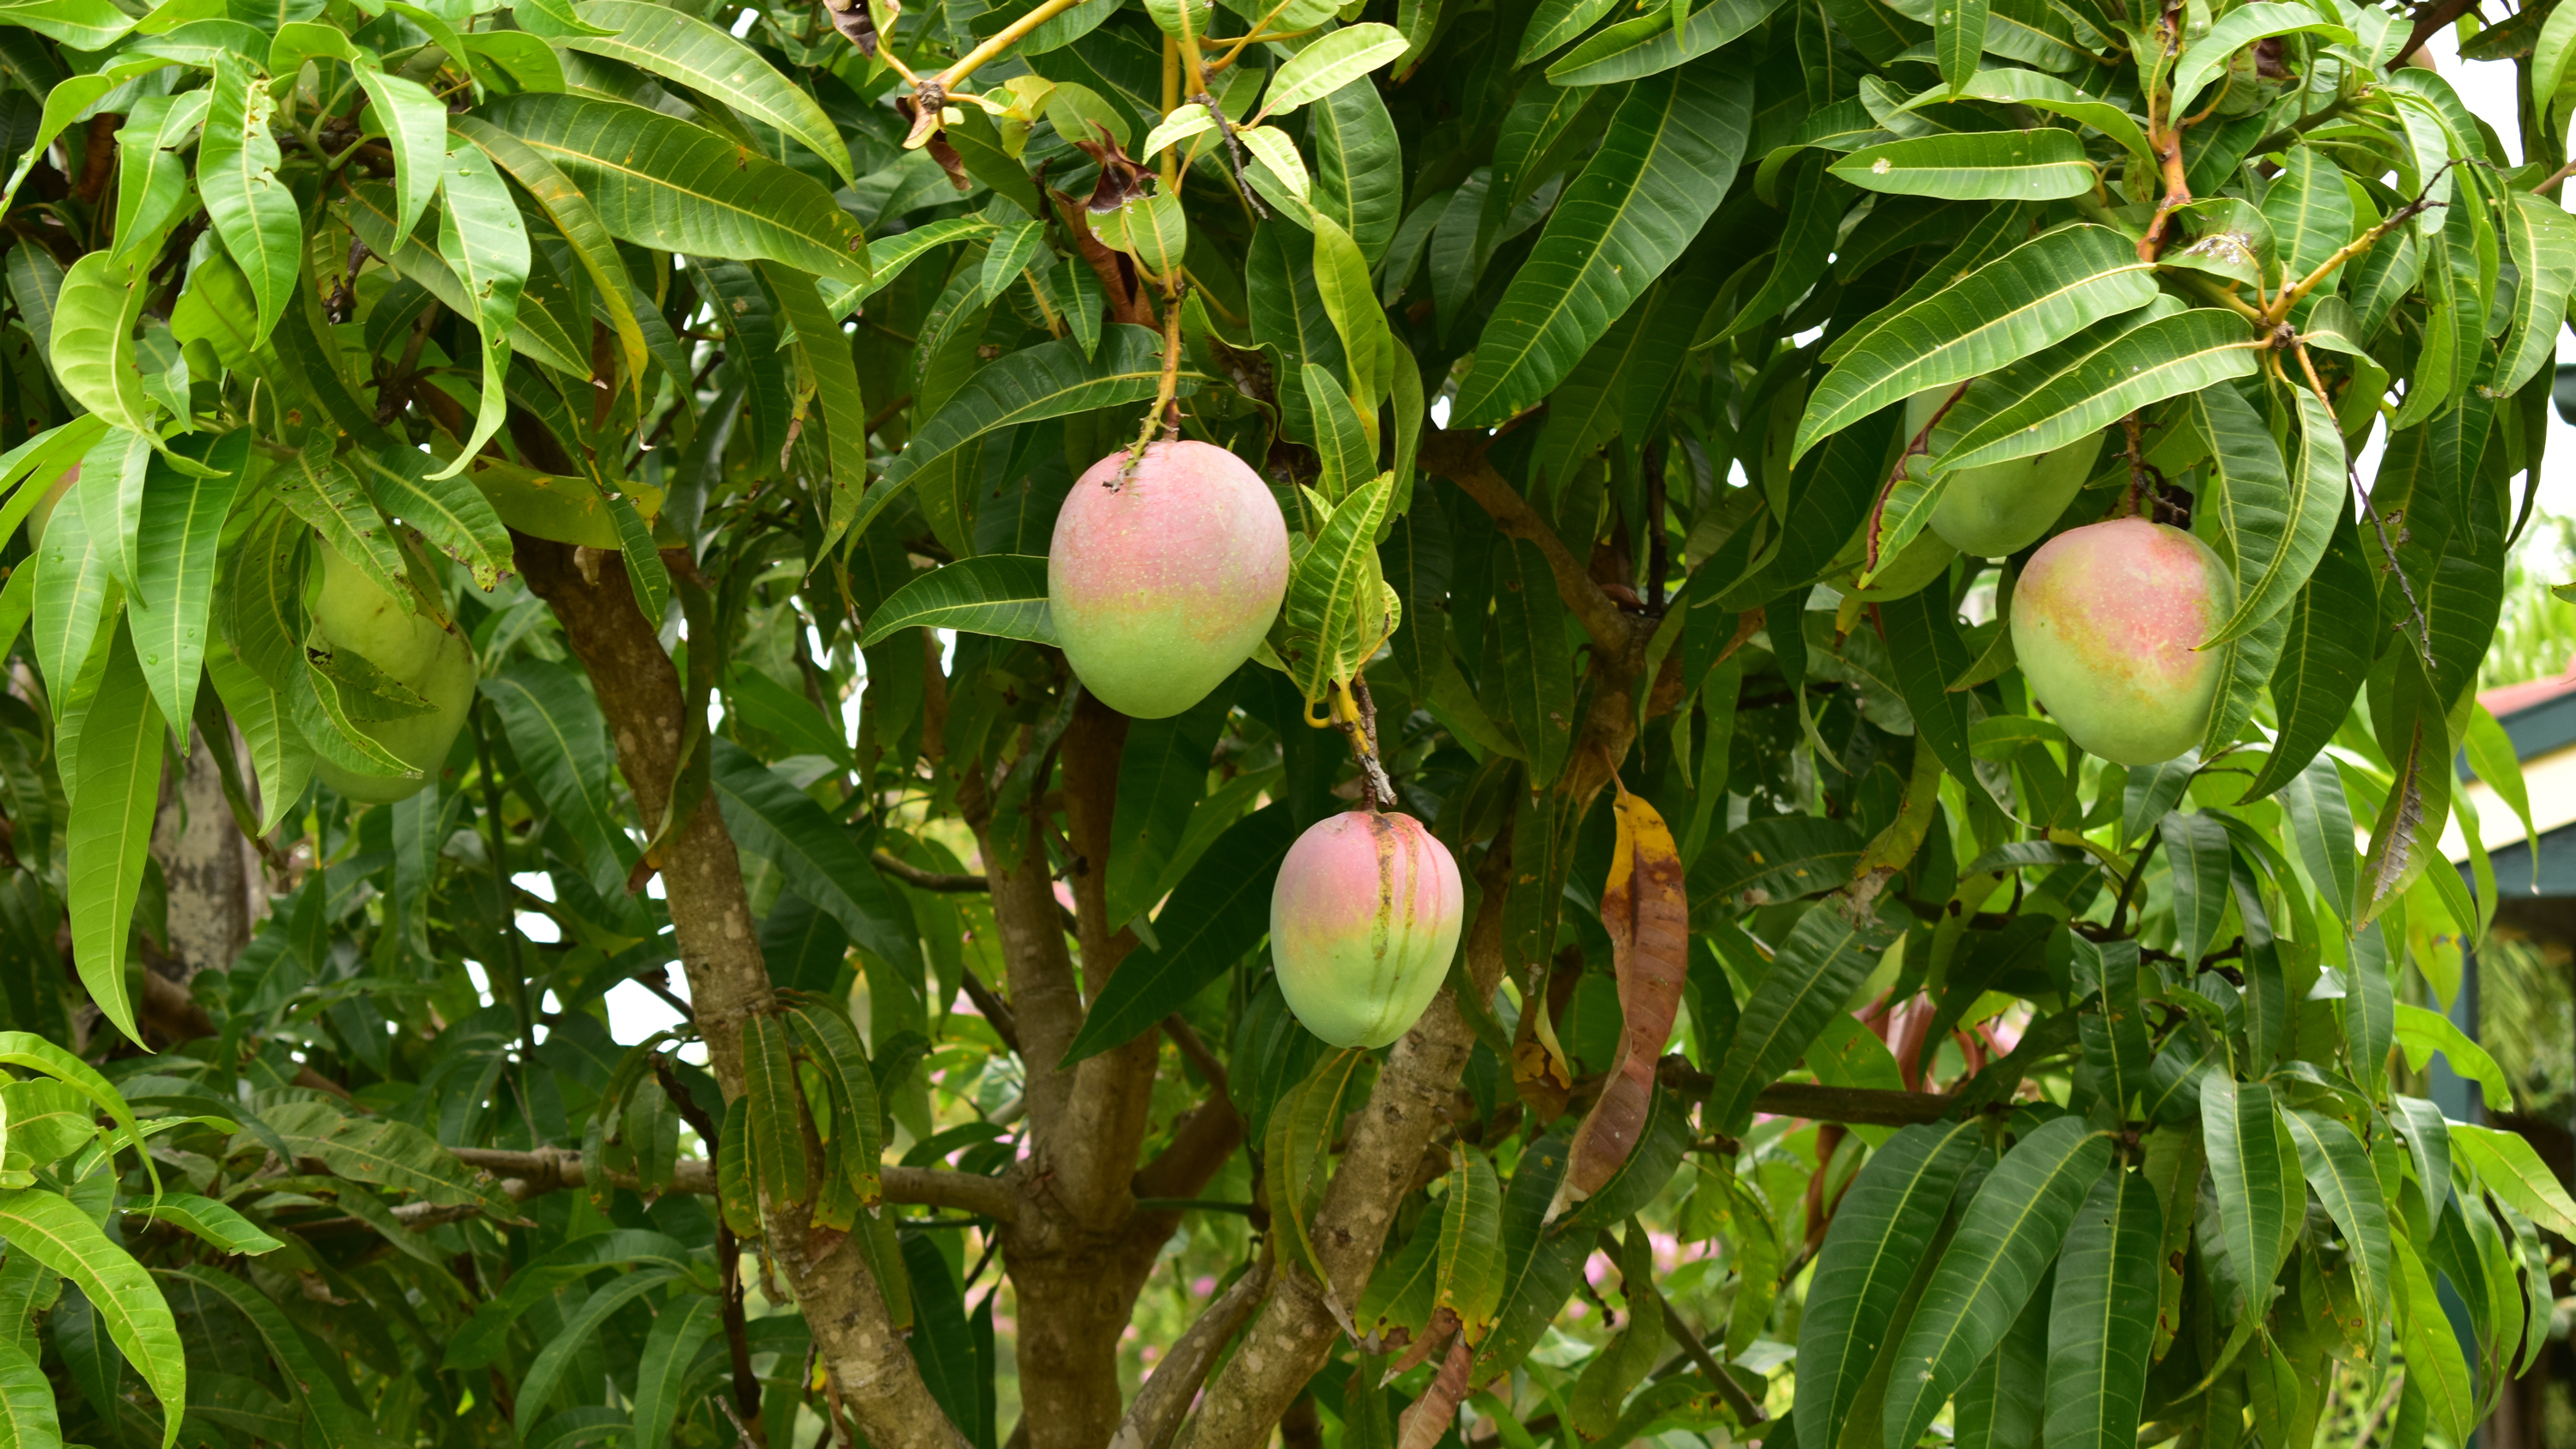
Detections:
[1048, 440, 1289, 719]
[2009, 518, 2232, 767]
[1829, 503, 1959, 601]
[309, 539, 477, 803]
[1270, 810, 1464, 1049]
[1905, 390, 2106, 558]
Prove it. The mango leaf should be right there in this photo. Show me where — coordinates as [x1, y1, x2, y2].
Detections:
[1279, 474, 1398, 705]
[0, 1337, 57, 1448]
[565, 0, 851, 182]
[2197, 380, 2342, 647]
[1830, 128, 2094, 201]
[1704, 901, 1899, 1133]
[1794, 225, 2155, 463]
[1545, 0, 1790, 86]
[2281, 1109, 2390, 1321]
[1938, 309, 2263, 471]
[354, 68, 447, 243]
[1435, 1149, 1505, 1341]
[65, 623, 164, 1046]
[2167, 3, 2356, 119]
[1451, 59, 1753, 426]
[476, 93, 869, 288]
[858, 555, 1054, 647]
[274, 448, 410, 611]
[260, 1100, 515, 1211]
[2451, 1123, 2576, 1240]
[1900, 68, 2150, 163]
[1268, 1048, 1369, 1287]
[128, 433, 251, 736]
[1880, 1117, 2112, 1449]
[124, 1194, 283, 1256]
[2488, 188, 2576, 400]
[200, 58, 299, 345]
[741, 1013, 807, 1211]
[872, 326, 1197, 507]
[708, 740, 915, 967]
[2391, 1234, 2475, 1443]
[0, 1190, 184, 1447]
[2042, 1166, 2162, 1449]
[782, 1004, 884, 1207]
[2391, 1003, 2511, 1113]
[355, 442, 514, 590]
[1519, 0, 1622, 65]
[451, 114, 651, 403]
[2238, 502, 2373, 802]
[1256, 24, 1408, 120]
[1937, 0, 1989, 93]
[631, 1293, 720, 1449]
[49, 254, 155, 438]
[432, 133, 532, 479]
[337, 183, 591, 379]
[513, 1270, 683, 1438]
[483, 660, 631, 901]
[1060, 803, 1297, 1065]
[1795, 1119, 1984, 1449]
[2199, 1073, 2288, 1316]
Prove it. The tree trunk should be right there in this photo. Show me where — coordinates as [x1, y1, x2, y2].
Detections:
[149, 724, 262, 978]
[516, 536, 967, 1449]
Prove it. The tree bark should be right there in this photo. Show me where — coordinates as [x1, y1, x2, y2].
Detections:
[515, 536, 966, 1449]
[149, 724, 262, 978]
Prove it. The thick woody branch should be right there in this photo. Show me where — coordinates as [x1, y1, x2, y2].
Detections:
[1109, 1261, 1274, 1449]
[421, 1148, 1019, 1222]
[514, 534, 968, 1449]
[874, 852, 990, 892]
[1418, 428, 1639, 663]
[2387, 0, 2480, 70]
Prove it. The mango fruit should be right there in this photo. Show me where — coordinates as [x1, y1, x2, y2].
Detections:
[1905, 389, 2105, 558]
[1048, 440, 1289, 718]
[1830, 507, 1959, 601]
[310, 539, 477, 803]
[1270, 810, 1464, 1049]
[2010, 518, 2233, 766]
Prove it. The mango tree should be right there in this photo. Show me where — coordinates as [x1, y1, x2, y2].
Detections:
[0, 0, 2567, 1442]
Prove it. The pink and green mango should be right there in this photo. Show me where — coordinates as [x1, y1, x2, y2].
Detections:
[2010, 518, 2233, 766]
[1270, 811, 1464, 1049]
[1048, 440, 1289, 719]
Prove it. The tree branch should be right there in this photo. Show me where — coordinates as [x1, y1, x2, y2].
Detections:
[428, 1146, 1021, 1222]
[1652, 1060, 1964, 1126]
[1417, 427, 1640, 663]
[875, 852, 989, 892]
[1110, 1261, 1274, 1449]
[2387, 0, 2479, 70]
[515, 535, 968, 1449]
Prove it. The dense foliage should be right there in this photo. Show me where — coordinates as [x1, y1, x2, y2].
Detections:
[0, 0, 2570, 1441]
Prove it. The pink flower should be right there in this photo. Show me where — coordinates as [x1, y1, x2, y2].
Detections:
[1193, 1276, 1217, 1297]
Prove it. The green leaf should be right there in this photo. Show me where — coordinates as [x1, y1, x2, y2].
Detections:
[123, 1193, 283, 1256]
[763, 260, 867, 546]
[2451, 1123, 2576, 1240]
[2238, 502, 2373, 803]
[1256, 24, 1409, 120]
[0, 1337, 59, 1449]
[2391, 1003, 2510, 1113]
[630, 1293, 720, 1449]
[1488, 536, 1576, 788]
[0, 1189, 183, 1447]
[1795, 1119, 1984, 1449]
[452, 116, 651, 400]
[1451, 58, 1753, 426]
[1690, 815, 1865, 912]
[1435, 1149, 1505, 1340]
[355, 442, 515, 590]
[2070, 936, 2151, 1115]
[2391, 1233, 2474, 1444]
[0, 58, 172, 221]
[872, 325, 1198, 517]
[1309, 79, 1403, 266]
[49, 254, 155, 438]
[476, 93, 869, 288]
[1705, 902, 1899, 1133]
[1103, 686, 1236, 929]
[1060, 803, 1297, 1065]
[858, 555, 1054, 647]
[2199, 1074, 2288, 1316]
[2158, 810, 2230, 969]
[110, 93, 210, 270]
[1941, 309, 2263, 472]
[275, 448, 410, 610]
[1544, 0, 1790, 86]
[1279, 474, 1398, 705]
[337, 184, 590, 379]
[1881, 1117, 2111, 1449]
[2042, 1166, 2162, 1449]
[1795, 225, 2155, 463]
[513, 1270, 683, 1438]
[1727, 158, 1845, 340]
[433, 132, 532, 479]
[483, 660, 631, 901]
[65, 622, 163, 1046]
[206, 637, 312, 836]
[2280, 1109, 2391, 1321]
[708, 738, 915, 967]
[354, 67, 447, 244]
[782, 1004, 883, 1207]
[200, 58, 299, 346]
[0, 0, 134, 50]
[258, 1100, 514, 1210]
[2196, 380, 2342, 647]
[2167, 3, 2355, 120]
[741, 1013, 807, 1211]
[129, 433, 250, 737]
[1268, 1048, 1368, 1288]
[32, 457, 118, 724]
[1936, 0, 1989, 93]
[1829, 128, 2093, 201]
[2488, 188, 2575, 400]
[566, 0, 851, 183]
[1518, 0, 1621, 64]
[1899, 69, 2151, 164]
[2259, 144, 2351, 294]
